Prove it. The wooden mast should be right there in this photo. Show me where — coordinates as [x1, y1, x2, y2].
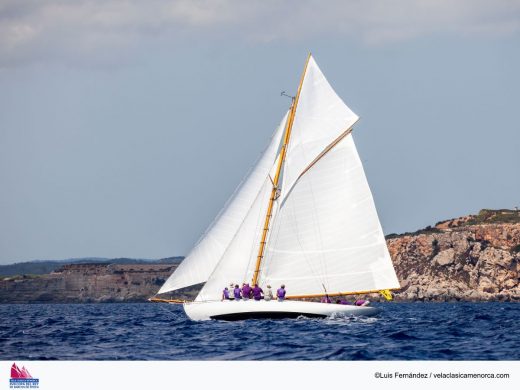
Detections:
[251, 53, 311, 286]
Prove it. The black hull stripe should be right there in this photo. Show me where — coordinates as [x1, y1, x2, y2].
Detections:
[210, 311, 327, 321]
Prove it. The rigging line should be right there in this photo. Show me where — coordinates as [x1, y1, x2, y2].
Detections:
[305, 161, 329, 290]
[280, 128, 326, 291]
[257, 137, 286, 285]
[252, 53, 311, 286]
[285, 140, 323, 288]
[254, 154, 285, 283]
[264, 194, 282, 282]
[191, 117, 287, 249]
[286, 183, 324, 290]
[246, 181, 269, 281]
[261, 188, 283, 285]
[197, 181, 273, 301]
[157, 302, 180, 319]
[171, 123, 287, 296]
[245, 180, 275, 285]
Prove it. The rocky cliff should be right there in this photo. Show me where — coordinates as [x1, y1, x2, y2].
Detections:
[0, 263, 181, 303]
[387, 209, 520, 302]
[1, 209, 519, 303]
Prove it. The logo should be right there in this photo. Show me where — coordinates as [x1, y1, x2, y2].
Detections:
[9, 363, 39, 389]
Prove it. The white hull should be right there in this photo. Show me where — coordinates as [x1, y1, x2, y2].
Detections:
[181, 299, 381, 321]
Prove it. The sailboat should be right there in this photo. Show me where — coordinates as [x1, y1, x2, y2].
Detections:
[156, 54, 400, 321]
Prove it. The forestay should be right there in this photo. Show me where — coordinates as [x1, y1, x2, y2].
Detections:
[195, 178, 276, 301]
[158, 112, 288, 294]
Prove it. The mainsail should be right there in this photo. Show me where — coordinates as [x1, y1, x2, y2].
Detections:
[260, 57, 400, 295]
[261, 134, 399, 296]
[158, 112, 288, 294]
[159, 54, 399, 301]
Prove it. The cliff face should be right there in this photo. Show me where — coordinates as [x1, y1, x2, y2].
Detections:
[0, 263, 178, 303]
[1, 210, 519, 303]
[388, 222, 520, 301]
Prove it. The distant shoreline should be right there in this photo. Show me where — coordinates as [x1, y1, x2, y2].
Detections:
[2, 209, 519, 304]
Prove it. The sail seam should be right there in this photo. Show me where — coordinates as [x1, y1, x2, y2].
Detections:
[267, 269, 390, 281]
[267, 241, 388, 254]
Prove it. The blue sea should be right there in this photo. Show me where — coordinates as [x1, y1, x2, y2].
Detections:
[0, 302, 518, 360]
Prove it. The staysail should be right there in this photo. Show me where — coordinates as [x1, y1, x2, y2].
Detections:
[195, 177, 276, 301]
[158, 112, 288, 294]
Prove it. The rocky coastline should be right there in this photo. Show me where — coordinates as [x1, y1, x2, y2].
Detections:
[1, 209, 519, 303]
[388, 220, 520, 302]
[0, 263, 180, 303]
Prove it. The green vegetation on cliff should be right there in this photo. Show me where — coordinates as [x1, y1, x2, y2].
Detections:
[386, 209, 520, 239]
[466, 209, 520, 225]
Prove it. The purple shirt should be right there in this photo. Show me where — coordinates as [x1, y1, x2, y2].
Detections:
[252, 286, 263, 300]
[242, 285, 251, 298]
[222, 288, 230, 299]
[277, 288, 286, 299]
[233, 287, 241, 299]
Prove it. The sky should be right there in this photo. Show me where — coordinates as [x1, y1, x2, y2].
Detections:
[1, 0, 519, 264]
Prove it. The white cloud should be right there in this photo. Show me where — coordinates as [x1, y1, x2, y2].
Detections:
[1, 0, 519, 66]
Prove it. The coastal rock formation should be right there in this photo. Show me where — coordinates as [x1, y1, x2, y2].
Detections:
[387, 212, 520, 302]
[1, 209, 519, 303]
[0, 263, 179, 303]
